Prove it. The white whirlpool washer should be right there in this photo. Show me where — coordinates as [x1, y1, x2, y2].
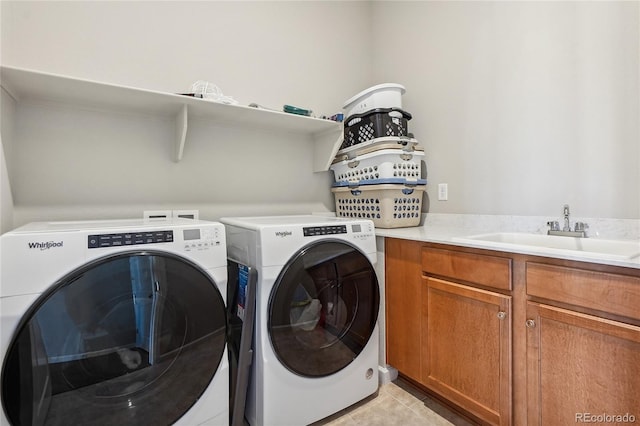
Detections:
[0, 219, 228, 425]
[221, 215, 380, 426]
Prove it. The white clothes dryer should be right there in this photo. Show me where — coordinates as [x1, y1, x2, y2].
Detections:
[221, 215, 380, 426]
[0, 219, 229, 426]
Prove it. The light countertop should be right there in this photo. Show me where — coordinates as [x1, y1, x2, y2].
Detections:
[374, 214, 640, 270]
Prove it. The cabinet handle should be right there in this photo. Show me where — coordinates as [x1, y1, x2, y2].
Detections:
[497, 311, 506, 320]
[525, 319, 536, 328]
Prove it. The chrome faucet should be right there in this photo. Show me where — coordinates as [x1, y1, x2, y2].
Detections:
[562, 204, 571, 232]
[547, 204, 589, 238]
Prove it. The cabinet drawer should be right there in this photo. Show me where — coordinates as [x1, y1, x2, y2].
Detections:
[526, 262, 640, 321]
[422, 247, 512, 291]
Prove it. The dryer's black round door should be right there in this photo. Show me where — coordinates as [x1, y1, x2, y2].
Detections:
[1, 251, 226, 426]
[268, 241, 379, 377]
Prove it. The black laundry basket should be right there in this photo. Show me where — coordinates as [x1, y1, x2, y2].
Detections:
[341, 108, 412, 150]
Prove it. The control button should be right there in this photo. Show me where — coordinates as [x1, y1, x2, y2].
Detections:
[88, 236, 99, 248]
[110, 235, 124, 246]
[98, 235, 112, 247]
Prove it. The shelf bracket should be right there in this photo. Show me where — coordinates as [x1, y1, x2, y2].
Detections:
[174, 104, 188, 162]
[312, 126, 344, 172]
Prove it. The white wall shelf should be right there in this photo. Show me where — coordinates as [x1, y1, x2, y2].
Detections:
[0, 66, 343, 170]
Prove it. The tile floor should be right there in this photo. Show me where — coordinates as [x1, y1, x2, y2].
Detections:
[312, 378, 478, 426]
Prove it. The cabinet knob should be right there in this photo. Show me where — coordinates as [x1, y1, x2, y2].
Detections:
[525, 319, 536, 328]
[497, 311, 507, 320]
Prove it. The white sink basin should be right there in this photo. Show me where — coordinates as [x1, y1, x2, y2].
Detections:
[453, 232, 640, 261]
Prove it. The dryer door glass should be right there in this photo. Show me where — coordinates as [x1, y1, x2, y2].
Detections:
[1, 251, 226, 426]
[268, 241, 379, 377]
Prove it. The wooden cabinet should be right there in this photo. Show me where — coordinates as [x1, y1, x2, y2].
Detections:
[384, 237, 640, 426]
[526, 262, 640, 321]
[525, 263, 640, 425]
[421, 246, 512, 291]
[385, 239, 513, 425]
[384, 238, 423, 382]
[525, 302, 640, 425]
[422, 277, 512, 425]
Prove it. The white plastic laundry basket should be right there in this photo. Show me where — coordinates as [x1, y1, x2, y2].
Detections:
[332, 180, 426, 228]
[336, 136, 420, 159]
[343, 83, 406, 118]
[330, 148, 424, 185]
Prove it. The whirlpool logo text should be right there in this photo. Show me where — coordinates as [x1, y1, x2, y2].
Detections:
[28, 241, 64, 251]
[274, 231, 292, 238]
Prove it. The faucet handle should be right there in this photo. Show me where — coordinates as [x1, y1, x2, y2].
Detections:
[547, 221, 560, 231]
[574, 222, 589, 232]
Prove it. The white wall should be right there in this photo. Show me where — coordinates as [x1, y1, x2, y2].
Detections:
[1, 1, 372, 115]
[2, 1, 638, 226]
[0, 133, 14, 234]
[0, 1, 375, 227]
[0, 86, 15, 233]
[8, 100, 339, 224]
[372, 1, 640, 219]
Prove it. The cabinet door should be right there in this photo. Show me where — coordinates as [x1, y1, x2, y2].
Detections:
[526, 302, 640, 425]
[422, 277, 512, 425]
[385, 238, 423, 382]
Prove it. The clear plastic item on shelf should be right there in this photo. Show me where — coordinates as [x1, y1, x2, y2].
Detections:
[189, 80, 239, 105]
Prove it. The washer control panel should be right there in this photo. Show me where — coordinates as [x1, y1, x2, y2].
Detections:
[303, 225, 347, 237]
[182, 227, 222, 251]
[88, 230, 174, 248]
[350, 222, 375, 240]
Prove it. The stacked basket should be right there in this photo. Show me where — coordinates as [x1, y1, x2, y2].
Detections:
[331, 84, 427, 229]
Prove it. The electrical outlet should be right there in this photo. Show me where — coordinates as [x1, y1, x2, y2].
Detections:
[173, 210, 199, 220]
[143, 210, 172, 221]
[438, 183, 448, 201]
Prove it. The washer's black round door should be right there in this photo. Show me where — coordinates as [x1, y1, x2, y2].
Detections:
[268, 241, 379, 377]
[1, 251, 226, 426]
